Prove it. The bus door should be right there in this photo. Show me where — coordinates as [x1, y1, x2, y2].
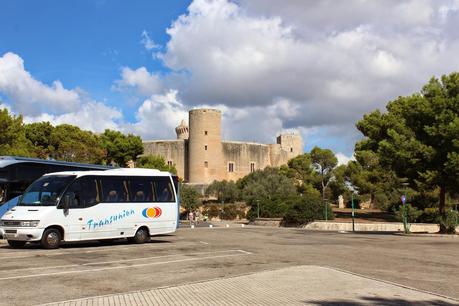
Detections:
[151, 176, 177, 230]
[61, 176, 101, 241]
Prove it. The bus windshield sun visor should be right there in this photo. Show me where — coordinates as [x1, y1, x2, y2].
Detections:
[17, 175, 76, 207]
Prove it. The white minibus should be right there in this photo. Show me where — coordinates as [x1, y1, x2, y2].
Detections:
[0, 168, 180, 249]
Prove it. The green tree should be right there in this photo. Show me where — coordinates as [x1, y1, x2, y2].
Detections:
[0, 107, 32, 156]
[237, 167, 297, 218]
[100, 129, 144, 166]
[24, 121, 54, 158]
[346, 150, 401, 210]
[356, 72, 459, 232]
[310, 147, 338, 204]
[180, 184, 200, 210]
[136, 155, 177, 174]
[328, 164, 348, 203]
[280, 153, 319, 190]
[49, 124, 105, 163]
[205, 180, 240, 203]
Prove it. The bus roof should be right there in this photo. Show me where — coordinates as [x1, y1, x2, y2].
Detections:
[44, 168, 173, 177]
[0, 156, 113, 170]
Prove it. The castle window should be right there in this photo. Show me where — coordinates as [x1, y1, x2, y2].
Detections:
[204, 161, 208, 168]
[290, 147, 293, 152]
[204, 145, 207, 151]
[250, 162, 255, 173]
[167, 160, 173, 167]
[204, 131, 208, 135]
[228, 162, 234, 172]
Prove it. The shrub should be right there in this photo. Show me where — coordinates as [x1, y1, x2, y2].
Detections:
[439, 210, 458, 234]
[246, 196, 293, 220]
[283, 196, 334, 226]
[221, 204, 238, 220]
[418, 207, 440, 223]
[203, 204, 220, 219]
[201, 203, 247, 220]
[395, 204, 423, 223]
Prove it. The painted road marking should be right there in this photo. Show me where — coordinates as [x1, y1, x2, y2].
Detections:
[0, 249, 251, 281]
[2, 249, 246, 273]
[0, 241, 201, 259]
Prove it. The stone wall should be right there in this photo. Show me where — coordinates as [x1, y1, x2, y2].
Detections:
[221, 141, 271, 181]
[143, 140, 187, 179]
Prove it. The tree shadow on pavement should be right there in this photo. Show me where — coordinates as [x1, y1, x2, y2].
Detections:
[304, 296, 458, 306]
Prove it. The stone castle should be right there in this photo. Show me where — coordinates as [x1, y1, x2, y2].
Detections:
[143, 108, 303, 185]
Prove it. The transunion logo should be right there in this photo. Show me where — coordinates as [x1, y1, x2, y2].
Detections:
[142, 207, 162, 219]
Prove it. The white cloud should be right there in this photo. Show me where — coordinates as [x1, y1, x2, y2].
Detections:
[118, 0, 459, 155]
[0, 52, 81, 116]
[141, 30, 160, 50]
[114, 67, 163, 96]
[336, 152, 355, 166]
[23, 101, 122, 133]
[0, 52, 123, 133]
[124, 90, 188, 139]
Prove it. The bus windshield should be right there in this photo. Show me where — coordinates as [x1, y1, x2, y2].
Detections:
[17, 175, 75, 207]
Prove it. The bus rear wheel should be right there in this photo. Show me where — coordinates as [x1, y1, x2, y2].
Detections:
[41, 228, 62, 249]
[130, 227, 150, 244]
[7, 240, 26, 248]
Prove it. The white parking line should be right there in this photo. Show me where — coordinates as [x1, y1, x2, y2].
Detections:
[0, 241, 200, 259]
[0, 249, 251, 281]
[2, 249, 245, 273]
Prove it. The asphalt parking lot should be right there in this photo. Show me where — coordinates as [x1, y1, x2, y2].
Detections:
[0, 226, 458, 305]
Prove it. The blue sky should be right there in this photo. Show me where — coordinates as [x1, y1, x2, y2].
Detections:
[1, 0, 459, 163]
[0, 0, 190, 121]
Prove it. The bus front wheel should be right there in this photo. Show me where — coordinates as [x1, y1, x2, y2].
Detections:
[7, 240, 26, 248]
[41, 228, 62, 249]
[130, 227, 150, 244]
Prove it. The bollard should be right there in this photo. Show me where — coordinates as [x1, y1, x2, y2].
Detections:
[241, 224, 245, 228]
[209, 224, 213, 228]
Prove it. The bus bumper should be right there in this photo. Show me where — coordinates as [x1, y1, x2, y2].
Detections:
[0, 227, 44, 241]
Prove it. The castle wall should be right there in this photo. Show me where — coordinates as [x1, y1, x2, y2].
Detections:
[221, 141, 271, 181]
[142, 140, 187, 180]
[142, 108, 304, 184]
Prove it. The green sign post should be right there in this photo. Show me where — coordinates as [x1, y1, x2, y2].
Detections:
[351, 193, 355, 232]
[401, 195, 409, 234]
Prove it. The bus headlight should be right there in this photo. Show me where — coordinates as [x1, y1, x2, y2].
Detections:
[20, 220, 40, 227]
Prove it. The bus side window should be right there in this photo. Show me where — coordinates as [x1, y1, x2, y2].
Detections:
[63, 177, 99, 209]
[100, 177, 129, 203]
[129, 177, 154, 202]
[153, 177, 175, 202]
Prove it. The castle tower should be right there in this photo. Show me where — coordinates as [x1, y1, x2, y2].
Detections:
[277, 133, 303, 159]
[175, 120, 189, 140]
[188, 109, 223, 184]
